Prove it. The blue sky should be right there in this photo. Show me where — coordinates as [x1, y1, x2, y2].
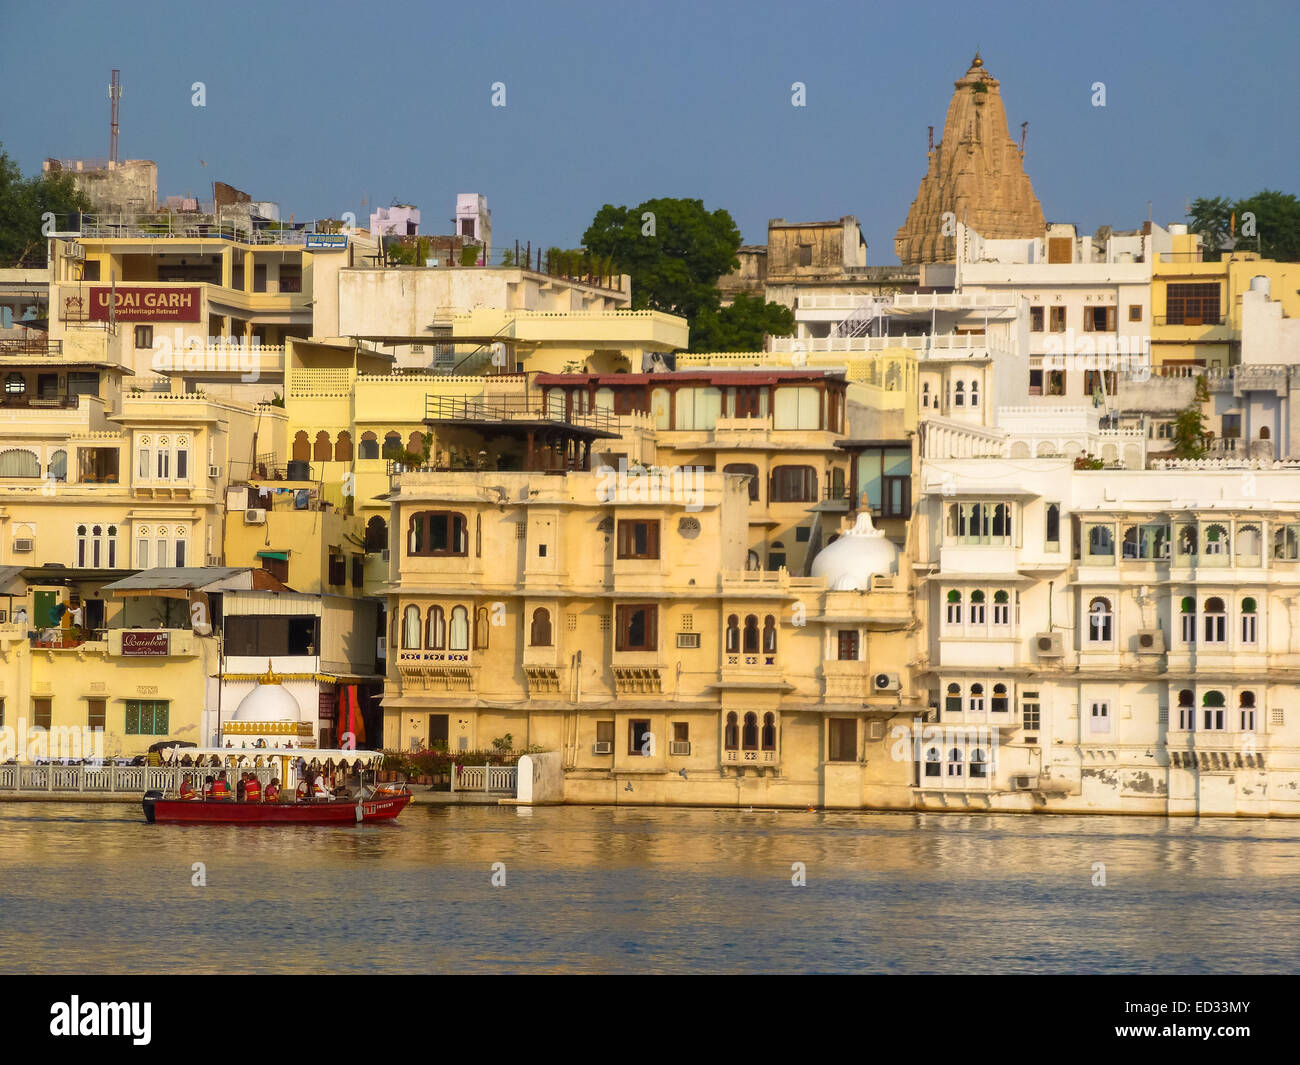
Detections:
[3, 0, 1297, 263]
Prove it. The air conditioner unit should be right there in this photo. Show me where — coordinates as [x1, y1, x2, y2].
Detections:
[669, 741, 691, 756]
[1035, 631, 1064, 658]
[1136, 629, 1165, 654]
[592, 741, 612, 755]
[872, 672, 901, 693]
[65, 243, 85, 260]
[13, 538, 34, 553]
[208, 464, 221, 479]
[243, 509, 266, 525]
[1012, 774, 1038, 791]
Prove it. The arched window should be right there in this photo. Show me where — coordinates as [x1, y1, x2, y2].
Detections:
[762, 615, 777, 654]
[5, 371, 26, 394]
[1180, 596, 1196, 643]
[969, 748, 987, 778]
[291, 431, 310, 462]
[313, 431, 332, 462]
[76, 524, 88, 567]
[50, 449, 67, 482]
[1239, 691, 1255, 708]
[954, 381, 966, 407]
[1204, 524, 1228, 555]
[1088, 525, 1114, 557]
[1177, 524, 1198, 556]
[1237, 524, 1261, 560]
[992, 589, 1010, 626]
[970, 380, 980, 407]
[365, 516, 388, 553]
[946, 747, 964, 777]
[946, 589, 963, 625]
[969, 589, 986, 625]
[723, 462, 760, 502]
[725, 614, 740, 654]
[0, 449, 40, 477]
[1241, 597, 1258, 644]
[945, 683, 962, 714]
[408, 431, 425, 459]
[449, 605, 470, 651]
[1260, 425, 1271, 440]
[474, 606, 490, 650]
[924, 746, 942, 777]
[769, 465, 817, 503]
[724, 712, 739, 751]
[768, 541, 786, 570]
[742, 614, 760, 654]
[742, 712, 759, 751]
[530, 608, 552, 647]
[969, 683, 985, 713]
[1176, 688, 1194, 730]
[1178, 689, 1194, 707]
[359, 431, 379, 460]
[991, 503, 1012, 540]
[761, 712, 776, 751]
[1088, 597, 1113, 643]
[408, 512, 468, 556]
[334, 431, 353, 462]
[402, 605, 421, 649]
[1240, 690, 1257, 731]
[991, 683, 1008, 713]
[1203, 597, 1226, 643]
[425, 606, 445, 649]
[1202, 690, 1225, 706]
[922, 381, 931, 408]
[383, 431, 402, 459]
[1045, 503, 1060, 546]
[1202, 689, 1225, 731]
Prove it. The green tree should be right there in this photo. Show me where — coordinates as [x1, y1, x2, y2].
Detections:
[1188, 196, 1233, 261]
[0, 144, 90, 266]
[1189, 190, 1300, 262]
[1170, 402, 1208, 460]
[691, 293, 795, 353]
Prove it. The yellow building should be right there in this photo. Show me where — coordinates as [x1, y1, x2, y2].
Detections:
[1151, 228, 1300, 370]
[383, 470, 920, 809]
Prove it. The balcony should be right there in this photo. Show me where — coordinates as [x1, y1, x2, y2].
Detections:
[0, 394, 110, 432]
[0, 337, 62, 358]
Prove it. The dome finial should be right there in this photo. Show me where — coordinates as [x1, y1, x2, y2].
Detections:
[971, 49, 983, 68]
[260, 659, 281, 686]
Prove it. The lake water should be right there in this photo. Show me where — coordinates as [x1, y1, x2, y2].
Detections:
[2, 802, 1298, 974]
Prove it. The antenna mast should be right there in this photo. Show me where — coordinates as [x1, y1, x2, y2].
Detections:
[109, 69, 122, 165]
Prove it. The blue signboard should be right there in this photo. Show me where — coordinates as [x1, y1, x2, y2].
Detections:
[306, 233, 349, 250]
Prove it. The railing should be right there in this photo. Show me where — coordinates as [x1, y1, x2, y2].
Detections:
[0, 394, 81, 409]
[0, 763, 252, 793]
[425, 394, 622, 434]
[450, 764, 518, 794]
[30, 629, 108, 649]
[0, 338, 62, 357]
[74, 213, 321, 245]
[1153, 314, 1223, 327]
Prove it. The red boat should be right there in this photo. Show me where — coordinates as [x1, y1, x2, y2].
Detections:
[143, 787, 412, 825]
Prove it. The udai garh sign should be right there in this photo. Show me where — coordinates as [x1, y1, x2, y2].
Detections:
[89, 286, 201, 322]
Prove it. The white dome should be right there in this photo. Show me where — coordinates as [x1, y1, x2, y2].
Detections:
[810, 512, 899, 591]
[233, 681, 302, 723]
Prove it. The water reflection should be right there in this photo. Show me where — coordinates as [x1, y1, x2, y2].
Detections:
[1, 803, 1297, 973]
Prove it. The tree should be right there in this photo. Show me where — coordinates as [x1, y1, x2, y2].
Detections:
[582, 197, 791, 351]
[1188, 196, 1233, 261]
[691, 293, 795, 353]
[1188, 190, 1300, 262]
[1170, 400, 1208, 460]
[0, 144, 89, 266]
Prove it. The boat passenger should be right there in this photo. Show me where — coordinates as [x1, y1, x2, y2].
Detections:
[245, 774, 262, 802]
[202, 775, 215, 799]
[178, 774, 197, 800]
[211, 771, 231, 799]
[313, 772, 331, 801]
[236, 776, 247, 802]
[295, 776, 310, 802]
[265, 778, 281, 802]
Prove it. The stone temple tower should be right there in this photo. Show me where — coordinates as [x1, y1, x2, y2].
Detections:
[894, 53, 1045, 265]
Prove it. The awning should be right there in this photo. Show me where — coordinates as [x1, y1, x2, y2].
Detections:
[0, 565, 26, 595]
[256, 550, 288, 561]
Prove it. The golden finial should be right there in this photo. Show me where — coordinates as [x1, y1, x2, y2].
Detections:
[260, 659, 282, 685]
[972, 50, 983, 68]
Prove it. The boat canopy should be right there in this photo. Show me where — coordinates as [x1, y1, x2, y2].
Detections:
[161, 747, 383, 768]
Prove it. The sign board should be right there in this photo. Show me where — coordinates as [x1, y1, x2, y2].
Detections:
[88, 286, 201, 323]
[305, 233, 349, 251]
[121, 631, 170, 656]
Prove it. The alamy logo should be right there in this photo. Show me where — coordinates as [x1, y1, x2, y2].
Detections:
[49, 997, 151, 1045]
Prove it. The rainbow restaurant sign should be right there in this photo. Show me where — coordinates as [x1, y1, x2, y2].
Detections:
[89, 286, 202, 323]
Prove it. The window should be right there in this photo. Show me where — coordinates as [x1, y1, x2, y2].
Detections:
[1204, 524, 1228, 556]
[1083, 306, 1117, 332]
[946, 746, 964, 777]
[530, 608, 552, 646]
[402, 605, 422, 649]
[1087, 598, 1113, 643]
[768, 541, 786, 571]
[1049, 306, 1066, 332]
[629, 719, 652, 756]
[1083, 369, 1116, 396]
[1177, 689, 1194, 731]
[969, 748, 988, 779]
[1176, 524, 1198, 558]
[1203, 597, 1226, 644]
[134, 325, 153, 349]
[328, 553, 345, 587]
[1129, 305, 1143, 322]
[770, 465, 817, 503]
[279, 264, 302, 293]
[33, 697, 52, 729]
[742, 614, 760, 654]
[922, 381, 932, 408]
[828, 719, 857, 762]
[992, 590, 1010, 627]
[1028, 368, 1044, 396]
[125, 699, 169, 735]
[798, 244, 812, 267]
[1029, 306, 1044, 332]
[724, 712, 739, 751]
[968, 590, 986, 626]
[947, 501, 1013, 546]
[1087, 525, 1115, 558]
[408, 511, 468, 556]
[725, 614, 740, 654]
[260, 554, 288, 584]
[1201, 690, 1226, 731]
[954, 381, 965, 407]
[449, 606, 469, 651]
[1239, 692, 1256, 732]
[1165, 283, 1220, 325]
[945, 683, 962, 715]
[742, 712, 759, 750]
[836, 630, 859, 661]
[1237, 525, 1262, 563]
[68, 371, 100, 399]
[1180, 597, 1196, 643]
[359, 432, 379, 460]
[724, 462, 760, 502]
[1045, 504, 1060, 549]
[924, 746, 942, 777]
[616, 520, 660, 559]
[474, 607, 490, 650]
[4, 372, 25, 395]
[1274, 523, 1300, 560]
[1241, 598, 1257, 644]
[762, 615, 777, 653]
[1122, 523, 1170, 560]
[1089, 701, 1111, 734]
[970, 380, 979, 407]
[87, 698, 106, 731]
[365, 517, 388, 553]
[615, 604, 658, 652]
[1021, 691, 1040, 731]
[596, 720, 614, 751]
[991, 683, 1009, 713]
[945, 590, 963, 625]
[761, 713, 776, 751]
[969, 683, 985, 714]
[351, 554, 365, 588]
